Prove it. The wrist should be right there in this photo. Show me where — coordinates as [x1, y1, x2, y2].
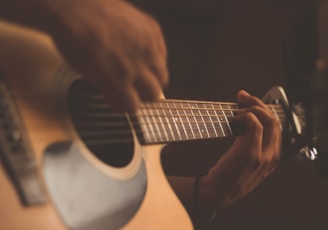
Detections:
[0, 0, 73, 35]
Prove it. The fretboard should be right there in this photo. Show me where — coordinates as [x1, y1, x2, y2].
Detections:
[133, 99, 286, 145]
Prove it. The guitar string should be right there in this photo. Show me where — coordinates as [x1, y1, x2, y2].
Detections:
[70, 102, 283, 111]
[81, 111, 288, 145]
[71, 107, 286, 116]
[82, 133, 234, 145]
[79, 117, 241, 145]
[70, 106, 286, 115]
[74, 112, 287, 145]
[72, 108, 286, 130]
[72, 106, 286, 123]
[69, 94, 286, 144]
[72, 112, 286, 128]
[70, 93, 284, 108]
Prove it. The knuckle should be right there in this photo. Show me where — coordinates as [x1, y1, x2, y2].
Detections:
[250, 95, 262, 105]
[147, 59, 169, 87]
[245, 112, 256, 121]
[246, 154, 262, 170]
[262, 157, 273, 169]
[263, 152, 281, 169]
[265, 115, 276, 127]
[150, 17, 163, 34]
[232, 185, 242, 198]
[272, 150, 282, 164]
[271, 156, 280, 168]
[250, 105, 262, 112]
[144, 13, 163, 37]
[252, 158, 262, 169]
[267, 115, 281, 131]
[245, 112, 263, 132]
[158, 67, 169, 86]
[253, 121, 264, 133]
[272, 116, 281, 127]
[152, 19, 162, 32]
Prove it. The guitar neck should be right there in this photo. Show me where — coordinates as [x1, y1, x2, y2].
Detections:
[132, 99, 286, 145]
[67, 80, 289, 146]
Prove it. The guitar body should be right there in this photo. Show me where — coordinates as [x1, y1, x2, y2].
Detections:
[0, 21, 193, 230]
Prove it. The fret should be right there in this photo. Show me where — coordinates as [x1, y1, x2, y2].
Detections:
[227, 103, 238, 135]
[194, 102, 210, 138]
[214, 104, 228, 136]
[137, 109, 151, 143]
[166, 101, 182, 141]
[158, 101, 175, 141]
[173, 102, 189, 140]
[143, 107, 157, 143]
[270, 105, 279, 120]
[204, 103, 218, 137]
[269, 105, 284, 131]
[210, 103, 225, 137]
[147, 102, 168, 142]
[227, 103, 238, 117]
[72, 79, 293, 148]
[145, 103, 162, 143]
[212, 103, 232, 136]
[170, 104, 186, 140]
[221, 104, 233, 136]
[187, 102, 203, 139]
[134, 99, 286, 145]
[181, 101, 196, 139]
[154, 102, 169, 142]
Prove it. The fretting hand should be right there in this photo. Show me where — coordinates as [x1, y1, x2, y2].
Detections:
[197, 90, 282, 211]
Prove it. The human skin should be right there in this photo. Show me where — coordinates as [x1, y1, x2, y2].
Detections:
[0, 0, 168, 112]
[0, 0, 282, 220]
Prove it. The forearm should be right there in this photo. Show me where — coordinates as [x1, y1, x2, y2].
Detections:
[0, 0, 70, 33]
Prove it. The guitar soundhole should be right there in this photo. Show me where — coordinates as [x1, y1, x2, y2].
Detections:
[67, 79, 134, 168]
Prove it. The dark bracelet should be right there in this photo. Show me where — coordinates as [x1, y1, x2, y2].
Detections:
[193, 175, 216, 222]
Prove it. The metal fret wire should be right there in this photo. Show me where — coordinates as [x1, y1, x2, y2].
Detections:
[73, 98, 286, 145]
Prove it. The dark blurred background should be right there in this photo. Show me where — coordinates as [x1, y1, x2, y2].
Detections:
[131, 1, 328, 229]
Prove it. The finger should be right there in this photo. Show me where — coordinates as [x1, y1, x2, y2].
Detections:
[138, 15, 169, 88]
[89, 52, 141, 112]
[99, 79, 141, 112]
[145, 41, 169, 88]
[82, 73, 141, 112]
[150, 18, 168, 59]
[134, 64, 163, 101]
[236, 106, 281, 152]
[233, 112, 263, 158]
[237, 90, 269, 111]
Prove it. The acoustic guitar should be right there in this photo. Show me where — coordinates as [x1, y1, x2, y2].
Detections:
[0, 20, 313, 230]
